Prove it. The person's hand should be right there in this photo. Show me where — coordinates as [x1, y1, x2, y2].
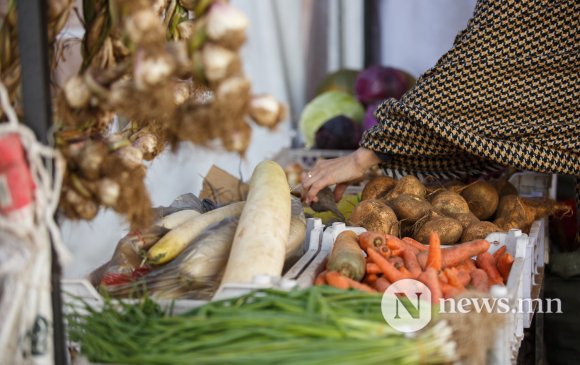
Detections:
[301, 147, 381, 205]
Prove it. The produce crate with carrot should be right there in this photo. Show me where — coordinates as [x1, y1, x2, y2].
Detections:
[301, 220, 537, 365]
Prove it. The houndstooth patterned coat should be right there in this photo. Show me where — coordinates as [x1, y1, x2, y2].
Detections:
[360, 0, 579, 244]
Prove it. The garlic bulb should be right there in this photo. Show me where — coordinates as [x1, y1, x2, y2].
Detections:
[248, 94, 286, 128]
[173, 82, 192, 105]
[206, 2, 249, 49]
[97, 178, 120, 207]
[167, 41, 193, 78]
[201, 44, 239, 82]
[66, 189, 98, 220]
[134, 54, 175, 90]
[216, 76, 251, 114]
[116, 146, 143, 170]
[216, 76, 251, 100]
[108, 80, 132, 107]
[152, 0, 170, 15]
[224, 120, 252, 154]
[78, 143, 106, 180]
[64, 75, 91, 109]
[132, 134, 159, 160]
[177, 20, 197, 40]
[125, 9, 164, 45]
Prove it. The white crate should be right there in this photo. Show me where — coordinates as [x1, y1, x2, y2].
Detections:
[62, 218, 324, 312]
[296, 221, 545, 365]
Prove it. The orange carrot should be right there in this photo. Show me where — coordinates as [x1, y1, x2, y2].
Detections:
[456, 269, 471, 288]
[438, 271, 449, 284]
[399, 266, 413, 278]
[497, 253, 514, 283]
[366, 263, 381, 275]
[379, 245, 392, 258]
[326, 271, 376, 292]
[441, 282, 463, 299]
[402, 237, 428, 252]
[326, 271, 350, 290]
[426, 232, 442, 271]
[455, 259, 477, 273]
[388, 256, 404, 269]
[402, 250, 422, 278]
[384, 236, 405, 256]
[443, 268, 463, 288]
[358, 231, 386, 251]
[476, 252, 504, 286]
[470, 269, 489, 292]
[344, 277, 377, 293]
[418, 239, 491, 269]
[314, 270, 327, 286]
[492, 245, 507, 261]
[374, 277, 391, 292]
[364, 273, 378, 284]
[367, 248, 405, 282]
[419, 268, 442, 305]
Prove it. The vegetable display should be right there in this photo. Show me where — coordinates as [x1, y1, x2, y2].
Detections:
[347, 174, 568, 245]
[67, 287, 457, 365]
[94, 161, 304, 300]
[316, 229, 513, 300]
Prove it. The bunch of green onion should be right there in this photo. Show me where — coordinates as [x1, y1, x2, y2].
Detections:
[67, 287, 456, 365]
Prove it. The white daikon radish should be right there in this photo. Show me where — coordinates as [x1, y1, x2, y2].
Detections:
[286, 197, 306, 259]
[220, 161, 291, 285]
[147, 202, 245, 264]
[158, 209, 201, 230]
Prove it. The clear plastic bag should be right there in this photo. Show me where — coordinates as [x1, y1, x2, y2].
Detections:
[91, 195, 306, 300]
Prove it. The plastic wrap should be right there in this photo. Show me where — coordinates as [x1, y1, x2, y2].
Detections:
[91, 195, 306, 300]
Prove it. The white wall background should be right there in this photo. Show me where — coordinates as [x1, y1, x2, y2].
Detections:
[61, 0, 478, 279]
[379, 0, 478, 77]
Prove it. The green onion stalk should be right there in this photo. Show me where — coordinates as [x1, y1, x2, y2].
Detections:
[67, 286, 457, 365]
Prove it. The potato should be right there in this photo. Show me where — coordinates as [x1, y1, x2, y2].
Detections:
[494, 217, 522, 231]
[430, 190, 470, 216]
[414, 217, 463, 245]
[495, 194, 529, 229]
[496, 181, 519, 197]
[461, 181, 499, 220]
[496, 194, 570, 233]
[361, 176, 397, 201]
[450, 212, 480, 229]
[426, 180, 465, 195]
[389, 194, 432, 223]
[349, 199, 398, 236]
[461, 221, 500, 242]
[386, 175, 426, 201]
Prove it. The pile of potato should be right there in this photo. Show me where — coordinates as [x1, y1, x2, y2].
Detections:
[350, 175, 566, 245]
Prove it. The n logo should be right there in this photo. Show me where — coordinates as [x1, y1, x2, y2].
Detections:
[394, 292, 422, 319]
[382, 279, 432, 333]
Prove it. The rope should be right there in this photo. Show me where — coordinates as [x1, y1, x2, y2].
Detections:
[0, 81, 70, 263]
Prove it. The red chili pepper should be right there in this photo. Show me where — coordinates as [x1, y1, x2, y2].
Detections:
[100, 273, 132, 286]
[131, 266, 151, 279]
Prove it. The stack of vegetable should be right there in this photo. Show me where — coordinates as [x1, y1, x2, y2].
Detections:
[351, 174, 569, 244]
[299, 65, 415, 150]
[92, 161, 306, 300]
[315, 230, 514, 301]
[67, 287, 457, 365]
